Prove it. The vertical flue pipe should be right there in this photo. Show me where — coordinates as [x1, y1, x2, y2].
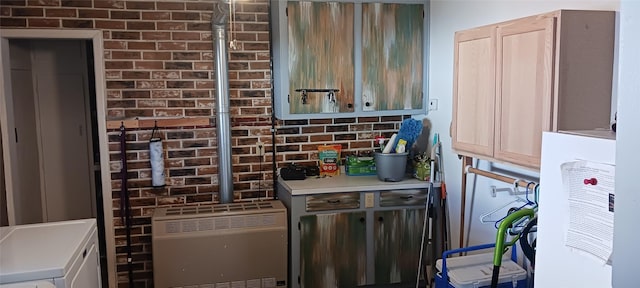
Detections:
[212, 2, 233, 203]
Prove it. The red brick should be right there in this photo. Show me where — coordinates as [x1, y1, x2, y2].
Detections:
[27, 0, 58, 5]
[127, 41, 155, 50]
[142, 51, 170, 60]
[126, 1, 155, 10]
[194, 62, 213, 70]
[45, 8, 76, 17]
[157, 41, 186, 50]
[141, 11, 169, 20]
[155, 109, 184, 117]
[122, 71, 149, 79]
[60, 0, 90, 7]
[151, 71, 180, 79]
[124, 109, 153, 118]
[112, 51, 140, 60]
[172, 52, 200, 60]
[136, 80, 165, 89]
[156, 2, 184, 11]
[122, 90, 150, 98]
[112, 31, 140, 40]
[62, 19, 93, 28]
[171, 11, 199, 21]
[12, 7, 43, 16]
[105, 61, 133, 69]
[1, 0, 26, 6]
[28, 18, 60, 27]
[127, 21, 155, 30]
[94, 0, 125, 9]
[187, 42, 212, 51]
[95, 20, 125, 29]
[195, 81, 213, 89]
[185, 22, 209, 31]
[171, 31, 200, 40]
[157, 21, 184, 30]
[141, 31, 170, 40]
[134, 61, 163, 70]
[111, 10, 139, 19]
[1, 18, 27, 27]
[103, 40, 126, 49]
[78, 9, 109, 18]
[185, 2, 211, 11]
[151, 90, 180, 99]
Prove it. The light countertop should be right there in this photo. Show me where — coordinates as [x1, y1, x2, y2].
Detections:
[278, 174, 438, 196]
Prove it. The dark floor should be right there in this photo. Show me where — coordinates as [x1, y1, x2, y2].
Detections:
[358, 280, 429, 288]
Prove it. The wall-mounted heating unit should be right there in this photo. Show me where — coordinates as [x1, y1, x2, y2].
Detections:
[152, 200, 288, 288]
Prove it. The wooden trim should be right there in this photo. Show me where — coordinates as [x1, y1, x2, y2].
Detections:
[466, 166, 536, 189]
[106, 117, 211, 129]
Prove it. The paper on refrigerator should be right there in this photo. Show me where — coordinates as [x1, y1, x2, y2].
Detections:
[560, 160, 615, 265]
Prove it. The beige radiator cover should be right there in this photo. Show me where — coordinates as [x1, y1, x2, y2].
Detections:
[152, 200, 288, 288]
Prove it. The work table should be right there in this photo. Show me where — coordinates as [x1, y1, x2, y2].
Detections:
[278, 174, 438, 195]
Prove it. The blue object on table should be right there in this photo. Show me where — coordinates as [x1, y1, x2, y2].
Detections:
[393, 118, 422, 152]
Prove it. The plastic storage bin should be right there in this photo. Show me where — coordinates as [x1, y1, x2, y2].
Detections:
[435, 244, 527, 288]
[374, 152, 408, 181]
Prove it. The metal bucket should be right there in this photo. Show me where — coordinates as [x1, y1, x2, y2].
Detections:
[374, 152, 408, 182]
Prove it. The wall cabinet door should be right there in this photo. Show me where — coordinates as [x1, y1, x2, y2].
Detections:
[451, 10, 614, 169]
[451, 26, 496, 157]
[271, 0, 429, 119]
[373, 208, 425, 285]
[494, 17, 555, 167]
[362, 3, 424, 112]
[299, 212, 366, 288]
[287, 1, 355, 115]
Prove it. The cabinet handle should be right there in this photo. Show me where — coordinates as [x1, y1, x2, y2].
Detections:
[400, 195, 414, 200]
[327, 199, 341, 204]
[378, 216, 384, 222]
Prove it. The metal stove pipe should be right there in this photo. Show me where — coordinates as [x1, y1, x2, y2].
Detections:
[212, 1, 233, 204]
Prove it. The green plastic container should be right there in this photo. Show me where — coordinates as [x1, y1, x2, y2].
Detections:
[345, 156, 376, 176]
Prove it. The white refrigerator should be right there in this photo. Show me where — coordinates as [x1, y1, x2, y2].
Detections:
[535, 131, 615, 288]
[0, 219, 102, 288]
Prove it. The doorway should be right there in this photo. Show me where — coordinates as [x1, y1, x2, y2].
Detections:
[0, 29, 115, 288]
[6, 38, 97, 223]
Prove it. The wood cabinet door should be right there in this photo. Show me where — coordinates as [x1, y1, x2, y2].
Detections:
[361, 3, 424, 112]
[373, 209, 425, 285]
[287, 2, 355, 114]
[494, 17, 555, 168]
[299, 212, 366, 288]
[451, 26, 496, 157]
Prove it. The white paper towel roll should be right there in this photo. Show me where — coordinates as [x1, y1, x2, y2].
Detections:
[149, 138, 165, 187]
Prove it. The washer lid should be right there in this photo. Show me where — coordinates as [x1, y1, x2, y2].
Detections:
[0, 219, 96, 284]
[0, 280, 56, 288]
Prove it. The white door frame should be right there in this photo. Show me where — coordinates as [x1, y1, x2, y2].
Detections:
[0, 29, 116, 288]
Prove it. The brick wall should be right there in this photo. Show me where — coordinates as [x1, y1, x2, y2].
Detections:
[0, 1, 409, 287]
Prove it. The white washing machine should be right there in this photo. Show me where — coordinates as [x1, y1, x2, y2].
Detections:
[0, 219, 101, 288]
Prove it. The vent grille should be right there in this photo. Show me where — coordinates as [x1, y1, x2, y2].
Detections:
[164, 201, 275, 216]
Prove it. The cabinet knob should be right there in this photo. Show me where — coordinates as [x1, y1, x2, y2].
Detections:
[378, 216, 384, 222]
[359, 217, 365, 223]
[347, 103, 353, 109]
[365, 102, 371, 107]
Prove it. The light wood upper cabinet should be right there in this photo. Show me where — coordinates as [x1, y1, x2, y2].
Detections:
[452, 26, 496, 157]
[452, 10, 615, 169]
